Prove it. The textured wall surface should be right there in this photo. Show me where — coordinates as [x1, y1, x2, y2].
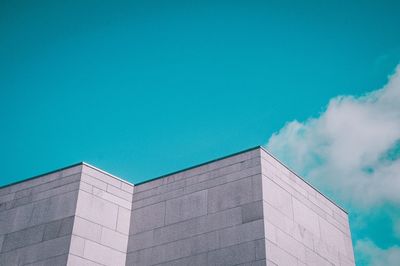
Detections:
[0, 163, 134, 266]
[68, 164, 134, 266]
[0, 165, 82, 265]
[126, 148, 265, 266]
[126, 148, 354, 266]
[260, 149, 355, 266]
[0, 147, 354, 266]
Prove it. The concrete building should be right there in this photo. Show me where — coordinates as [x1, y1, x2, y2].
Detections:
[0, 147, 355, 266]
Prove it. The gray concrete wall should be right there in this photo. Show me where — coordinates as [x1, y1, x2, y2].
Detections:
[68, 164, 134, 266]
[0, 163, 134, 266]
[260, 149, 355, 266]
[0, 147, 354, 266]
[126, 148, 266, 266]
[0, 164, 82, 266]
[126, 147, 355, 266]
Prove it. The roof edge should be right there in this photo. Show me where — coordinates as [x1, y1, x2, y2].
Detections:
[259, 146, 348, 214]
[135, 145, 348, 214]
[0, 162, 84, 189]
[0, 161, 134, 190]
[81, 162, 134, 186]
[135, 146, 261, 186]
[0, 146, 348, 214]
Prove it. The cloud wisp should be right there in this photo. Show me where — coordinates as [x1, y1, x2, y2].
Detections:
[266, 65, 400, 265]
[355, 239, 400, 266]
[267, 65, 400, 208]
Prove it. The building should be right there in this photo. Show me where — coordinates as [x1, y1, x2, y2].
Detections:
[0, 146, 355, 265]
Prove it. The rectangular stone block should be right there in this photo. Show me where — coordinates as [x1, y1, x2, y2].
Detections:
[292, 197, 320, 238]
[25, 254, 69, 266]
[218, 219, 264, 248]
[69, 235, 85, 256]
[100, 227, 128, 252]
[1, 224, 45, 252]
[148, 232, 218, 265]
[152, 206, 242, 246]
[67, 254, 103, 266]
[130, 201, 165, 234]
[75, 190, 119, 229]
[165, 190, 207, 224]
[241, 200, 264, 223]
[84, 240, 126, 266]
[275, 227, 306, 263]
[121, 182, 134, 194]
[82, 164, 122, 188]
[43, 216, 74, 241]
[72, 216, 102, 242]
[207, 177, 254, 213]
[107, 184, 132, 202]
[207, 241, 257, 265]
[127, 230, 154, 252]
[262, 176, 293, 219]
[265, 239, 298, 266]
[81, 174, 108, 191]
[127, 248, 155, 266]
[305, 247, 333, 266]
[92, 186, 132, 210]
[318, 216, 347, 254]
[131, 187, 185, 210]
[117, 206, 131, 235]
[155, 252, 208, 266]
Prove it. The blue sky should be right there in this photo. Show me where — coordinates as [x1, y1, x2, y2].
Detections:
[1, 1, 400, 264]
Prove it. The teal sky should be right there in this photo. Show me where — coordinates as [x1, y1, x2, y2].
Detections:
[1, 1, 400, 265]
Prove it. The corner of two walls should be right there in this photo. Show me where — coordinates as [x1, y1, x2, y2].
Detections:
[260, 149, 355, 266]
[0, 164, 83, 265]
[0, 148, 355, 266]
[126, 148, 266, 266]
[67, 164, 134, 266]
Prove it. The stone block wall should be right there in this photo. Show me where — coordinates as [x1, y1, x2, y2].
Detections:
[68, 164, 134, 266]
[0, 164, 82, 265]
[260, 149, 355, 266]
[126, 148, 265, 266]
[0, 163, 134, 266]
[0, 147, 354, 266]
[126, 147, 354, 266]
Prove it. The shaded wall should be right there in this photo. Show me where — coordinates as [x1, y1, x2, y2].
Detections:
[0, 165, 82, 265]
[126, 148, 266, 265]
[0, 163, 134, 266]
[0, 147, 354, 266]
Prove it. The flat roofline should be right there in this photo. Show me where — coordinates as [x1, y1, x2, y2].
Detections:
[259, 146, 348, 214]
[0, 162, 84, 189]
[81, 162, 134, 186]
[0, 146, 347, 214]
[135, 145, 347, 214]
[0, 161, 133, 190]
[135, 146, 261, 186]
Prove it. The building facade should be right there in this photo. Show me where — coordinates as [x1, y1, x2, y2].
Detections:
[0, 147, 355, 265]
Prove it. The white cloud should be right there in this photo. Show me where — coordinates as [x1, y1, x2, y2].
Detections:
[266, 65, 400, 266]
[266, 65, 400, 208]
[355, 239, 400, 266]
